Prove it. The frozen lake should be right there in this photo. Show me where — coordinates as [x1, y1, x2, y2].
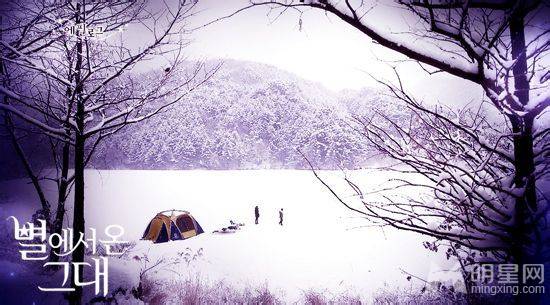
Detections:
[0, 169, 461, 302]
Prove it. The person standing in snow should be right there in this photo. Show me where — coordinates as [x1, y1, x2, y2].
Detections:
[278, 208, 284, 226]
[255, 205, 260, 224]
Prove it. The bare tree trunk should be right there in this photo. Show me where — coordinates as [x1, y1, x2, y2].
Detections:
[70, 132, 85, 305]
[510, 122, 537, 305]
[509, 8, 539, 305]
[51, 36, 76, 262]
[49, 140, 70, 262]
[69, 4, 85, 304]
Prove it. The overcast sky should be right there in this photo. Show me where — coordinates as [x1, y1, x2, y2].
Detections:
[137, 0, 485, 106]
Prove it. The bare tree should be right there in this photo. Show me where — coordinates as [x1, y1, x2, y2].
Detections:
[347, 73, 546, 297]
[0, 0, 74, 234]
[0, 1, 217, 304]
[300, 75, 548, 303]
[0, 1, 77, 268]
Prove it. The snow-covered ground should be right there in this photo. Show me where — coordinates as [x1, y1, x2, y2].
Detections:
[0, 169, 461, 303]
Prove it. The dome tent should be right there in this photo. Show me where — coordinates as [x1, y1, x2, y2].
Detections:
[142, 210, 204, 243]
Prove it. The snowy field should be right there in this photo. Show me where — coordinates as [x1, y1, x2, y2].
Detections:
[0, 169, 461, 303]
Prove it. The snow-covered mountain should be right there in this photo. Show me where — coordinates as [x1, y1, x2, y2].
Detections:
[1, 60, 406, 176]
[92, 60, 394, 170]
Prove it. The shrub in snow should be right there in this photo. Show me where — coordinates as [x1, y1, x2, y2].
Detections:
[372, 284, 511, 305]
[135, 274, 284, 304]
[301, 289, 362, 305]
[373, 286, 466, 305]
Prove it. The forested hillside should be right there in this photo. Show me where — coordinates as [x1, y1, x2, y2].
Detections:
[1, 60, 408, 175]
[90, 60, 404, 170]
